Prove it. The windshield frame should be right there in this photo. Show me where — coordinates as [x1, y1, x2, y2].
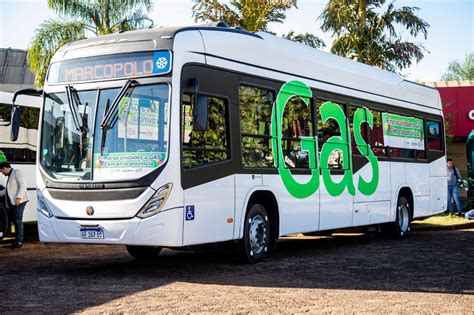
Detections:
[39, 78, 172, 184]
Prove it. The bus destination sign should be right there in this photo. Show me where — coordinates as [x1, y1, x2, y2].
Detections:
[47, 51, 172, 83]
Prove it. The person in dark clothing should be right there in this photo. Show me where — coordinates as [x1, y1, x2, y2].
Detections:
[0, 161, 29, 248]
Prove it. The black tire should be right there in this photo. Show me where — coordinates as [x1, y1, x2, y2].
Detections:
[384, 196, 411, 238]
[126, 245, 162, 259]
[0, 205, 8, 241]
[239, 203, 270, 264]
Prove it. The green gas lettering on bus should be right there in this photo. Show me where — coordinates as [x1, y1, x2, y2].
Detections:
[271, 81, 379, 198]
[319, 101, 356, 197]
[353, 108, 379, 195]
[271, 81, 320, 198]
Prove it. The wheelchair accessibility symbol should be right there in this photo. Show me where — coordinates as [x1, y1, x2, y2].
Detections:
[185, 205, 195, 221]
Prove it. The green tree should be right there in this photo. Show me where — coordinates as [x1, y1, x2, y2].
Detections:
[441, 53, 474, 81]
[192, 0, 325, 48]
[28, 0, 154, 87]
[319, 0, 429, 72]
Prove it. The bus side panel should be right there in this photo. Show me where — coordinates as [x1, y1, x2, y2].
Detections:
[353, 161, 392, 225]
[319, 174, 353, 231]
[234, 174, 263, 240]
[405, 163, 430, 218]
[390, 162, 406, 221]
[182, 176, 235, 246]
[263, 174, 319, 236]
[429, 157, 448, 214]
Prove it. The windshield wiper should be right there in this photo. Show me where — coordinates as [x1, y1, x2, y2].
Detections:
[101, 79, 136, 129]
[65, 85, 83, 132]
[100, 79, 136, 155]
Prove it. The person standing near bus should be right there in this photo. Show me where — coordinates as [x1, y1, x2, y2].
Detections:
[0, 161, 28, 248]
[447, 158, 462, 216]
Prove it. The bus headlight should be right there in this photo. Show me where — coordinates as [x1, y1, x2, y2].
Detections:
[37, 189, 53, 218]
[137, 183, 173, 219]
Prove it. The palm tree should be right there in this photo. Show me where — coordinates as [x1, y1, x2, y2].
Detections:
[319, 0, 429, 72]
[441, 53, 474, 81]
[192, 0, 325, 48]
[28, 0, 154, 87]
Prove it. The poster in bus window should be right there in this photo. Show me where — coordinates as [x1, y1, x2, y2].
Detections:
[118, 97, 138, 139]
[382, 113, 424, 150]
[118, 98, 160, 141]
[93, 151, 167, 180]
[139, 100, 160, 141]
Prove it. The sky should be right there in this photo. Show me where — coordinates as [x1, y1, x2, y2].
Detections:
[0, 0, 473, 82]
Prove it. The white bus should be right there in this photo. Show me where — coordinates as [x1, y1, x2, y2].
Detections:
[0, 90, 41, 239]
[13, 24, 447, 262]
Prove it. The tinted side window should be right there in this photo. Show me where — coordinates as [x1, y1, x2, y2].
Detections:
[239, 85, 274, 168]
[282, 96, 314, 168]
[426, 121, 442, 151]
[317, 99, 346, 169]
[369, 110, 385, 157]
[0, 104, 40, 163]
[349, 105, 369, 156]
[182, 94, 229, 169]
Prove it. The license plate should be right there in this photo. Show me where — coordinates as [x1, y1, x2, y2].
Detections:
[80, 227, 104, 239]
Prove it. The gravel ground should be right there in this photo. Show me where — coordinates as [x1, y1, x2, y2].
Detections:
[1, 228, 473, 313]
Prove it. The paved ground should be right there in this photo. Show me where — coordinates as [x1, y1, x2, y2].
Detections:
[1, 228, 473, 313]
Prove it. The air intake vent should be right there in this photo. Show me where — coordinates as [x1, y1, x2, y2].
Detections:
[47, 187, 147, 201]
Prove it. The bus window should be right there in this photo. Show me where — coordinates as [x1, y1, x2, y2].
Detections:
[239, 85, 274, 168]
[389, 148, 415, 159]
[182, 94, 229, 169]
[427, 121, 442, 151]
[416, 149, 427, 159]
[317, 99, 345, 169]
[369, 110, 385, 157]
[282, 96, 314, 169]
[348, 105, 369, 156]
[0, 104, 40, 163]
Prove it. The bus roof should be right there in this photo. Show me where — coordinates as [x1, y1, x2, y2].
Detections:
[51, 24, 441, 111]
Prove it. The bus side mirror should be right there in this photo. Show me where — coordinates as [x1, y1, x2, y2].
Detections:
[193, 94, 208, 131]
[10, 88, 43, 141]
[10, 105, 20, 141]
[189, 78, 208, 131]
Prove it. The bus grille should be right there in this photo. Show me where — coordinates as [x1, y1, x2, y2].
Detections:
[46, 187, 147, 201]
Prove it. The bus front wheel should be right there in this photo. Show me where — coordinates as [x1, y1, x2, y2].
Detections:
[126, 245, 162, 259]
[239, 203, 270, 264]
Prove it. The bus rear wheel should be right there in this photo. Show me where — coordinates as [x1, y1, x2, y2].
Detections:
[385, 196, 411, 238]
[239, 203, 270, 264]
[126, 245, 162, 259]
[0, 205, 8, 241]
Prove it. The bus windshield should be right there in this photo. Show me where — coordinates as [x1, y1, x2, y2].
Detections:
[40, 83, 170, 182]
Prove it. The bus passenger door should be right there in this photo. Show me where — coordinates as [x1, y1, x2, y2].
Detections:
[180, 91, 236, 246]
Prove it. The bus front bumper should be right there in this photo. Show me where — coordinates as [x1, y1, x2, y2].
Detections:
[37, 207, 183, 247]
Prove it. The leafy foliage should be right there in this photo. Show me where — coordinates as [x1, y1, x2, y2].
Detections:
[441, 53, 474, 81]
[282, 31, 326, 49]
[28, 0, 154, 87]
[192, 0, 325, 48]
[319, 0, 429, 72]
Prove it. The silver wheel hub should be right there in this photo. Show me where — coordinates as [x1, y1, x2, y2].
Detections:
[398, 204, 410, 232]
[249, 215, 267, 255]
